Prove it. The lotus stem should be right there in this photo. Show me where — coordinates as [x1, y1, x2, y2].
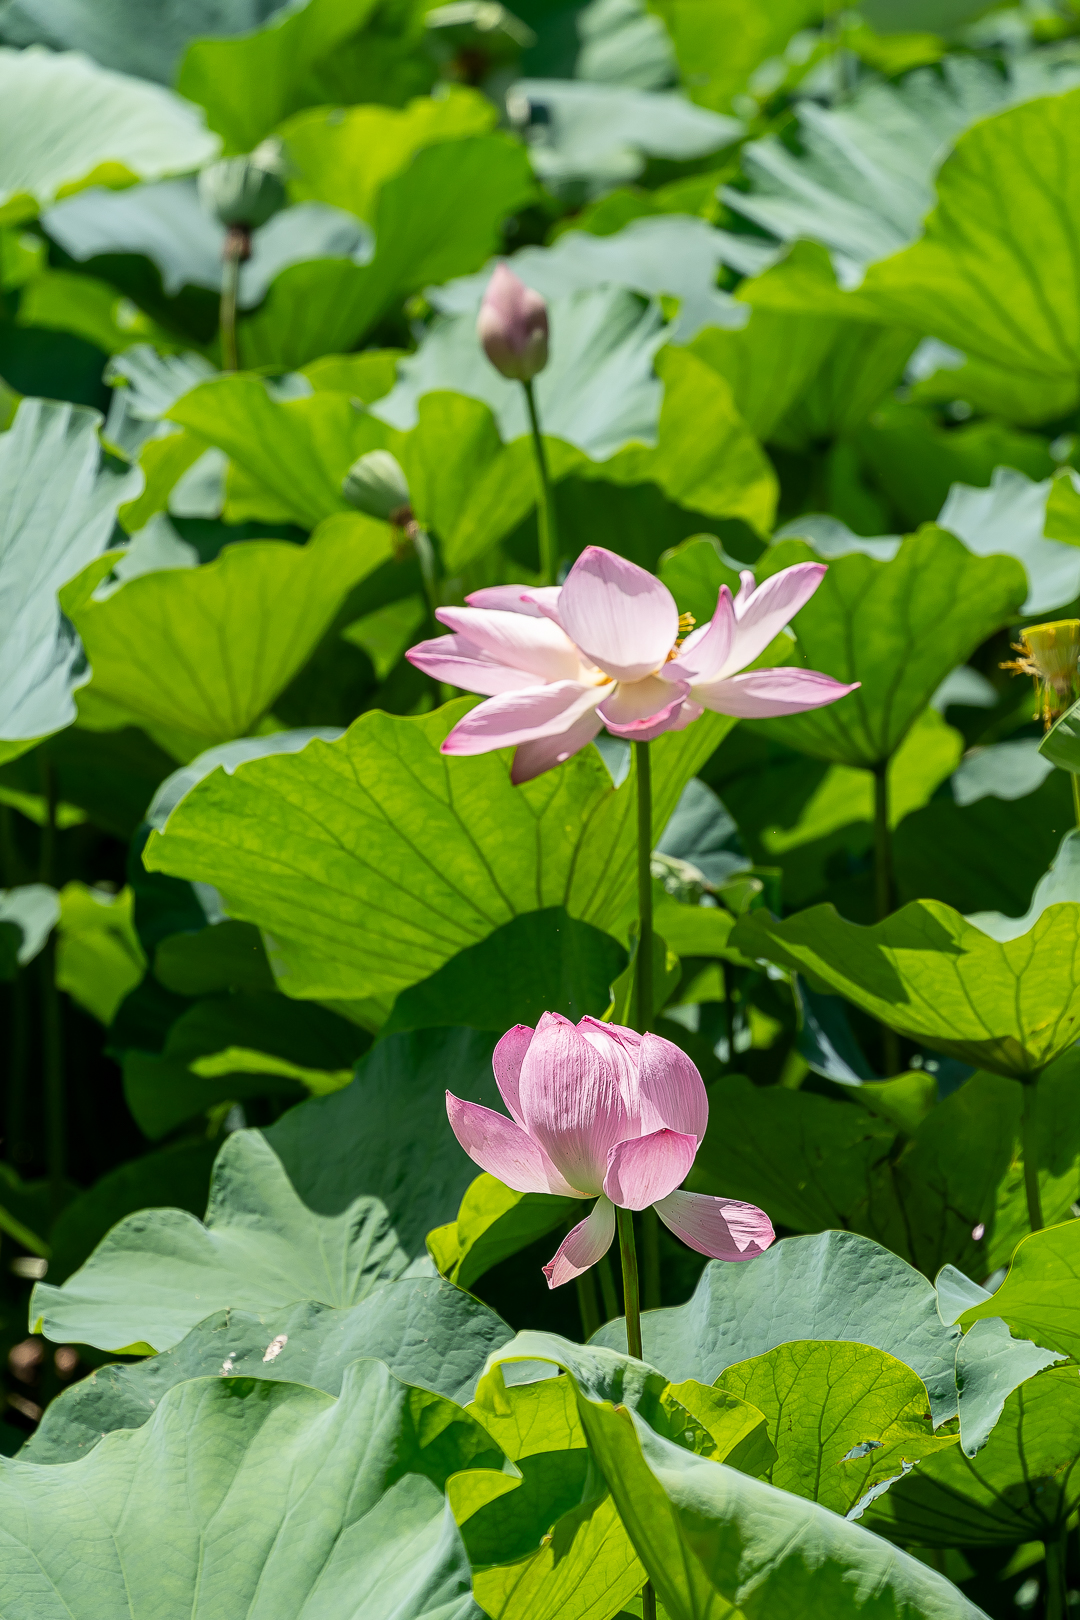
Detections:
[618, 1205, 656, 1620]
[574, 1263, 601, 1340]
[1072, 772, 1080, 829]
[872, 761, 901, 1075]
[522, 379, 558, 587]
[1021, 1076, 1044, 1233]
[38, 760, 65, 1218]
[219, 225, 247, 372]
[1046, 1521, 1068, 1620]
[634, 740, 662, 1309]
[597, 1252, 620, 1321]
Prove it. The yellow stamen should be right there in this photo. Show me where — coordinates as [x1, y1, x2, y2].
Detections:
[1001, 618, 1080, 729]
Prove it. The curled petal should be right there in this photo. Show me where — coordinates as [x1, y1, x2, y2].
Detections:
[654, 1189, 775, 1259]
[694, 667, 859, 719]
[603, 1128, 698, 1210]
[637, 1034, 708, 1139]
[543, 1196, 615, 1288]
[670, 699, 704, 731]
[558, 546, 679, 682]
[435, 606, 584, 684]
[733, 569, 756, 615]
[407, 634, 538, 696]
[441, 680, 605, 756]
[493, 1024, 534, 1125]
[465, 585, 547, 617]
[602, 702, 689, 743]
[666, 588, 735, 683]
[718, 562, 826, 676]
[446, 1093, 579, 1197]
[518, 1012, 633, 1195]
[598, 674, 689, 739]
[511, 706, 604, 783]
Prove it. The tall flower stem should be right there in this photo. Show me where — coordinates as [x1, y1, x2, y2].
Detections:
[634, 740, 662, 1309]
[617, 1204, 656, 1620]
[574, 1262, 601, 1340]
[38, 761, 65, 1218]
[522, 379, 558, 587]
[1021, 1076, 1044, 1233]
[1046, 1521, 1068, 1620]
[219, 225, 248, 372]
[872, 761, 901, 1076]
[1071, 771, 1080, 830]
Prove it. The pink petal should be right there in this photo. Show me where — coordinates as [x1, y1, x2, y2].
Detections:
[718, 562, 826, 676]
[733, 570, 756, 614]
[543, 1196, 615, 1288]
[446, 1092, 579, 1197]
[407, 634, 538, 696]
[441, 680, 605, 755]
[478, 263, 549, 382]
[666, 588, 735, 683]
[465, 585, 546, 617]
[637, 1034, 708, 1140]
[517, 1012, 634, 1196]
[670, 699, 703, 731]
[435, 607, 584, 684]
[510, 706, 604, 783]
[558, 547, 679, 682]
[693, 667, 859, 719]
[493, 1024, 534, 1125]
[578, 1017, 643, 1125]
[598, 675, 689, 738]
[603, 1128, 698, 1210]
[654, 1190, 775, 1260]
[601, 702, 689, 743]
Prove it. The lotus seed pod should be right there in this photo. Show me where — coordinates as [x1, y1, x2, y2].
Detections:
[342, 450, 412, 522]
[477, 263, 549, 382]
[197, 139, 287, 230]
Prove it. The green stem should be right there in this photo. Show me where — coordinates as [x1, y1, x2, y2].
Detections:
[1, 804, 30, 1170]
[1021, 1076, 1044, 1233]
[635, 740, 654, 1034]
[522, 379, 558, 587]
[575, 1266, 601, 1341]
[37, 760, 65, 1217]
[219, 226, 246, 372]
[873, 761, 901, 1076]
[1045, 1522, 1068, 1620]
[617, 1207, 657, 1620]
[617, 1206, 642, 1359]
[1071, 771, 1080, 830]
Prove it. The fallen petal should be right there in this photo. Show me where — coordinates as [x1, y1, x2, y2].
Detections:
[543, 1196, 616, 1287]
[654, 1189, 775, 1259]
[603, 1128, 698, 1210]
[558, 546, 679, 683]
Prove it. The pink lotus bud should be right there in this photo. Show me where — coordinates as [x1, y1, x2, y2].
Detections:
[477, 263, 549, 382]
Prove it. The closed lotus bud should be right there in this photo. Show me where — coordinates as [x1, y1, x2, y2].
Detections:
[477, 263, 549, 382]
[1002, 617, 1080, 727]
[342, 450, 413, 523]
[197, 139, 287, 231]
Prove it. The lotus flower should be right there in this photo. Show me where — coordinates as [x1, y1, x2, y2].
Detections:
[408, 545, 858, 782]
[446, 1013, 774, 1288]
[477, 263, 549, 382]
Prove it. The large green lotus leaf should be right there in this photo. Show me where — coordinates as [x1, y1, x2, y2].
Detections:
[717, 1341, 955, 1518]
[0, 1359, 499, 1619]
[593, 1230, 964, 1426]
[280, 88, 495, 224]
[142, 702, 732, 1008]
[427, 1172, 579, 1293]
[64, 524, 391, 760]
[959, 1220, 1080, 1361]
[0, 398, 141, 765]
[177, 0, 383, 151]
[122, 1050, 309, 1140]
[263, 1027, 507, 1258]
[733, 898, 1080, 1078]
[0, 46, 219, 226]
[24, 1277, 513, 1464]
[0, 0, 291, 83]
[384, 907, 627, 1035]
[551, 1358, 988, 1619]
[855, 89, 1080, 378]
[54, 879, 145, 1024]
[950, 1318, 1064, 1459]
[864, 1364, 1080, 1548]
[237, 135, 536, 367]
[29, 1130, 415, 1353]
[769, 322, 918, 450]
[749, 529, 1027, 768]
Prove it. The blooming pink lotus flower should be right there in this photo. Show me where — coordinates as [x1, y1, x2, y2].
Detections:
[477, 264, 550, 382]
[446, 1012, 774, 1288]
[407, 545, 857, 782]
